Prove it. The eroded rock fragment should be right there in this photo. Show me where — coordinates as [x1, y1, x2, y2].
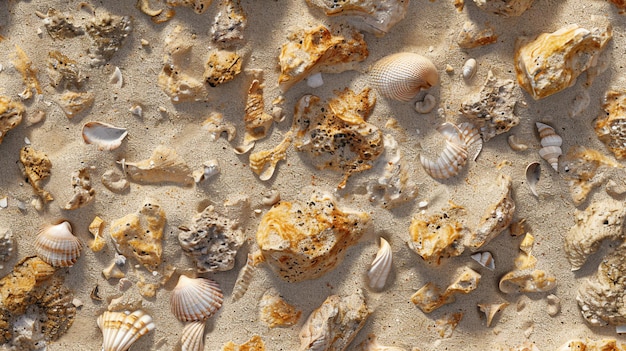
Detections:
[258, 288, 301, 328]
[457, 21, 498, 49]
[499, 234, 556, 294]
[411, 267, 481, 313]
[222, 335, 266, 351]
[249, 132, 292, 181]
[122, 145, 193, 186]
[211, 0, 246, 48]
[13, 46, 42, 100]
[63, 168, 95, 210]
[19, 146, 53, 204]
[58, 91, 95, 119]
[39, 8, 84, 39]
[0, 96, 24, 145]
[203, 50, 242, 87]
[86, 11, 132, 66]
[166, 0, 212, 14]
[595, 91, 626, 159]
[472, 0, 534, 17]
[47, 51, 83, 89]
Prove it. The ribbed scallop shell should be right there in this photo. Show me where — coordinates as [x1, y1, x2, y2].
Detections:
[420, 123, 469, 179]
[34, 221, 83, 267]
[171, 276, 224, 322]
[367, 237, 392, 290]
[97, 310, 155, 351]
[181, 321, 205, 351]
[370, 53, 439, 102]
[536, 122, 562, 171]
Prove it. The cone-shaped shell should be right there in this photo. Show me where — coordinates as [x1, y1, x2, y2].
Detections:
[97, 310, 155, 351]
[367, 237, 392, 290]
[536, 122, 562, 171]
[171, 276, 224, 322]
[370, 53, 439, 102]
[181, 321, 205, 351]
[34, 221, 83, 267]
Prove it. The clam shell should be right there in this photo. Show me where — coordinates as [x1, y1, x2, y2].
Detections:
[35, 221, 83, 267]
[82, 121, 128, 151]
[525, 162, 541, 197]
[171, 276, 223, 322]
[181, 321, 205, 351]
[536, 122, 562, 171]
[462, 58, 477, 80]
[97, 310, 155, 351]
[370, 53, 439, 102]
[367, 237, 392, 290]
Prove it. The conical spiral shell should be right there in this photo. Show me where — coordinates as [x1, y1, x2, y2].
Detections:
[181, 321, 206, 351]
[536, 122, 562, 171]
[367, 238, 393, 290]
[369, 53, 439, 102]
[97, 310, 155, 351]
[34, 221, 83, 267]
[171, 276, 224, 322]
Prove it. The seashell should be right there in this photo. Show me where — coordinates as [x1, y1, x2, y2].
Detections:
[306, 72, 324, 88]
[181, 321, 205, 351]
[508, 134, 528, 151]
[367, 237, 392, 290]
[102, 260, 125, 280]
[258, 288, 302, 328]
[192, 160, 220, 183]
[414, 93, 436, 114]
[35, 221, 83, 267]
[458, 122, 482, 161]
[231, 253, 257, 302]
[171, 275, 224, 322]
[478, 302, 508, 327]
[420, 123, 468, 179]
[370, 52, 439, 102]
[109, 66, 122, 88]
[525, 162, 541, 197]
[88, 216, 106, 252]
[471, 251, 495, 270]
[121, 145, 193, 185]
[462, 58, 477, 80]
[536, 122, 562, 171]
[82, 121, 128, 151]
[97, 310, 155, 351]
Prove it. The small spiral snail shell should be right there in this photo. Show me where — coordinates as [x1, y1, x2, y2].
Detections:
[536, 122, 562, 171]
[369, 53, 439, 102]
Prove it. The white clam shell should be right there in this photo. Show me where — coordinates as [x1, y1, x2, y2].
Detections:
[171, 276, 224, 322]
[367, 237, 392, 290]
[536, 122, 562, 171]
[82, 121, 128, 151]
[370, 52, 439, 102]
[462, 58, 477, 80]
[181, 321, 206, 351]
[97, 310, 155, 351]
[34, 221, 83, 267]
[525, 162, 541, 197]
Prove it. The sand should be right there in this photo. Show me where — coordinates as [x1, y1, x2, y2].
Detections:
[1, 0, 625, 350]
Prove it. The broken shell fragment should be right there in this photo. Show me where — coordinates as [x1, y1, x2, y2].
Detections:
[457, 22, 497, 49]
[411, 267, 481, 313]
[101, 169, 129, 193]
[508, 134, 528, 152]
[88, 216, 106, 251]
[249, 132, 293, 181]
[536, 122, 562, 171]
[546, 294, 560, 317]
[525, 162, 541, 197]
[35, 221, 83, 268]
[102, 261, 125, 280]
[122, 145, 193, 186]
[203, 50, 242, 87]
[58, 91, 95, 119]
[82, 122, 128, 151]
[0, 96, 25, 145]
[557, 339, 626, 351]
[420, 122, 470, 180]
[499, 269, 557, 294]
[231, 253, 257, 302]
[355, 334, 407, 351]
[367, 237, 393, 290]
[98, 310, 155, 351]
[258, 288, 302, 328]
[171, 276, 224, 322]
[181, 321, 206, 351]
[471, 251, 495, 270]
[63, 168, 95, 210]
[193, 160, 220, 183]
[472, 0, 534, 17]
[414, 94, 436, 114]
[478, 303, 508, 327]
[370, 52, 439, 102]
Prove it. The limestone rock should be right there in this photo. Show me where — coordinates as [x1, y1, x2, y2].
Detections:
[472, 0, 534, 17]
[0, 96, 24, 145]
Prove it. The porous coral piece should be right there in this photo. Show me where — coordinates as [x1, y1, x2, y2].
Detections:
[37, 278, 76, 341]
[0, 96, 25, 144]
[211, 0, 247, 48]
[305, 0, 409, 36]
[278, 24, 368, 92]
[293, 89, 384, 189]
[557, 339, 626, 350]
[39, 8, 84, 39]
[58, 91, 95, 118]
[258, 288, 302, 328]
[460, 70, 518, 141]
[13, 45, 42, 100]
[203, 50, 242, 87]
[47, 51, 83, 89]
[564, 198, 626, 271]
[236, 70, 273, 151]
[595, 91, 626, 159]
[249, 131, 293, 181]
[0, 228, 14, 269]
[19, 146, 53, 204]
[457, 21, 498, 49]
[86, 11, 132, 67]
[256, 191, 370, 282]
[515, 23, 612, 100]
[63, 168, 95, 210]
[122, 145, 194, 186]
[222, 335, 266, 351]
[411, 267, 481, 313]
[202, 112, 236, 141]
[472, 0, 534, 17]
[299, 289, 370, 351]
[178, 205, 244, 273]
[110, 199, 166, 271]
[166, 0, 212, 14]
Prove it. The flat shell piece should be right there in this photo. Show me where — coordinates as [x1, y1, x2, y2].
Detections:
[525, 162, 541, 197]
[411, 267, 481, 313]
[0, 96, 25, 145]
[122, 145, 193, 186]
[408, 205, 468, 264]
[499, 269, 556, 294]
[82, 121, 128, 151]
[258, 288, 302, 328]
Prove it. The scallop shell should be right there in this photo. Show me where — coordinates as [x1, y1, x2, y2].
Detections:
[536, 122, 562, 171]
[82, 121, 128, 151]
[171, 275, 224, 322]
[97, 310, 155, 351]
[367, 237, 392, 290]
[420, 123, 469, 179]
[181, 321, 205, 351]
[370, 53, 439, 102]
[34, 221, 83, 267]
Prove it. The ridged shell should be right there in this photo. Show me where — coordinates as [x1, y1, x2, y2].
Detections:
[181, 321, 205, 351]
[171, 276, 224, 322]
[231, 253, 256, 302]
[82, 121, 128, 151]
[420, 123, 469, 179]
[367, 237, 392, 290]
[370, 53, 439, 102]
[536, 122, 562, 171]
[34, 221, 83, 267]
[97, 310, 155, 351]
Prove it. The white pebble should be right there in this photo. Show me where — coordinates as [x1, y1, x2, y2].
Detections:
[306, 72, 324, 88]
[109, 66, 123, 88]
[0, 197, 7, 208]
[418, 201, 428, 208]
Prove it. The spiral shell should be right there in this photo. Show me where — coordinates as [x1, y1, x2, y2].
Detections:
[420, 123, 469, 179]
[367, 237, 393, 290]
[536, 122, 562, 171]
[34, 221, 83, 267]
[181, 321, 206, 351]
[97, 310, 155, 351]
[370, 53, 439, 102]
[231, 253, 256, 302]
[171, 275, 224, 322]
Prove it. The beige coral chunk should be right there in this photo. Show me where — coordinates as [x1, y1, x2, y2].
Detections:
[202, 112, 236, 142]
[595, 91, 626, 159]
[47, 51, 83, 89]
[435, 312, 463, 338]
[249, 131, 292, 181]
[110, 199, 166, 271]
[411, 267, 481, 313]
[564, 198, 626, 271]
[204, 50, 242, 87]
[19, 146, 53, 204]
[457, 21, 498, 49]
[499, 269, 556, 294]
[472, 0, 534, 17]
[299, 289, 370, 351]
[515, 23, 612, 100]
[557, 339, 626, 351]
[122, 145, 193, 186]
[0, 96, 24, 144]
[13, 45, 42, 100]
[278, 24, 368, 92]
[222, 335, 266, 351]
[256, 191, 370, 282]
[237, 70, 274, 152]
[211, 0, 247, 48]
[58, 91, 95, 119]
[478, 303, 508, 327]
[166, 0, 212, 14]
[64, 168, 95, 210]
[258, 288, 302, 328]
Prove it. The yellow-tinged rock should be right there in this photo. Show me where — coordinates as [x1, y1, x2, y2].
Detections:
[222, 335, 266, 351]
[19, 146, 53, 204]
[88, 216, 106, 252]
[595, 91, 626, 159]
[0, 96, 24, 145]
[408, 205, 468, 265]
[258, 288, 301, 328]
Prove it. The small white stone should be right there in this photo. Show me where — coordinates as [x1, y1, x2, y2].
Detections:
[109, 66, 123, 88]
[114, 253, 126, 266]
[129, 105, 143, 118]
[306, 72, 324, 88]
[418, 201, 428, 208]
[0, 197, 7, 208]
[72, 298, 83, 308]
[24, 137, 31, 145]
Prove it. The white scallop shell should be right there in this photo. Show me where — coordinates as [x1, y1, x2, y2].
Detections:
[370, 53, 439, 102]
[181, 321, 205, 351]
[82, 121, 128, 151]
[231, 253, 256, 302]
[420, 123, 469, 179]
[458, 122, 482, 161]
[97, 310, 155, 351]
[34, 221, 83, 267]
[536, 122, 562, 171]
[171, 276, 223, 322]
[367, 237, 392, 290]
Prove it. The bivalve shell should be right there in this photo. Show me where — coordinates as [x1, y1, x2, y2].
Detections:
[82, 121, 128, 151]
[181, 321, 206, 351]
[370, 53, 438, 102]
[536, 122, 562, 171]
[171, 275, 224, 322]
[35, 221, 83, 267]
[367, 237, 393, 290]
[97, 310, 155, 351]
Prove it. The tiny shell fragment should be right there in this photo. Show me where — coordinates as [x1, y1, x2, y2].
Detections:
[20, 146, 53, 204]
[435, 312, 463, 338]
[193, 160, 220, 183]
[525, 162, 541, 197]
[58, 91, 95, 119]
[0, 96, 24, 145]
[411, 267, 481, 313]
[101, 169, 129, 193]
[478, 303, 508, 327]
[457, 21, 498, 49]
[202, 112, 236, 142]
[472, 0, 534, 17]
[82, 121, 128, 151]
[595, 91, 626, 159]
[258, 288, 301, 328]
[64, 168, 95, 210]
[249, 132, 293, 181]
[203, 50, 242, 87]
[408, 204, 468, 264]
[367, 237, 393, 290]
[123, 145, 193, 186]
[471, 252, 495, 270]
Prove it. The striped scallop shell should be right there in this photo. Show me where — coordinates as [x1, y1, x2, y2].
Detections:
[370, 53, 439, 102]
[97, 310, 155, 351]
[34, 221, 83, 267]
[181, 321, 206, 351]
[171, 276, 223, 322]
[367, 237, 392, 290]
[536, 122, 562, 171]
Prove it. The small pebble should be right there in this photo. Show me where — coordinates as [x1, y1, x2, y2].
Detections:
[0, 197, 7, 208]
[306, 72, 324, 88]
[546, 294, 561, 317]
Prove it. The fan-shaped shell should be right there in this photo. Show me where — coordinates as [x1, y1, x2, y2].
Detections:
[536, 122, 562, 171]
[370, 53, 439, 102]
[82, 121, 128, 151]
[171, 276, 224, 322]
[181, 321, 205, 351]
[367, 237, 392, 290]
[97, 310, 155, 351]
[34, 221, 83, 267]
